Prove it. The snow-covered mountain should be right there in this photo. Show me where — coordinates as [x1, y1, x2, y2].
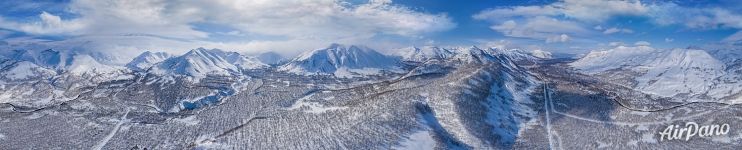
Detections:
[0, 60, 56, 81]
[570, 45, 657, 73]
[707, 49, 742, 101]
[0, 49, 128, 81]
[6, 49, 72, 70]
[529, 49, 552, 59]
[256, 52, 287, 65]
[65, 54, 129, 76]
[449, 46, 499, 64]
[397, 46, 455, 62]
[570, 46, 741, 102]
[488, 48, 541, 63]
[151, 48, 267, 78]
[279, 43, 401, 78]
[126, 51, 173, 71]
[449, 46, 529, 64]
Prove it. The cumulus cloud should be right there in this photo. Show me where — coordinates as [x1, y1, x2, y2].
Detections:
[0, 0, 455, 57]
[481, 39, 512, 50]
[0, 11, 85, 35]
[602, 27, 634, 34]
[634, 41, 651, 46]
[546, 34, 571, 43]
[472, 5, 561, 20]
[475, 0, 742, 44]
[558, 0, 647, 22]
[649, 3, 742, 29]
[474, 0, 647, 23]
[474, 0, 648, 43]
[488, 16, 587, 42]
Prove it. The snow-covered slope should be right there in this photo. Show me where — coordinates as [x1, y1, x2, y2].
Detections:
[570, 45, 657, 73]
[126, 51, 173, 71]
[450, 46, 498, 64]
[634, 49, 725, 98]
[529, 49, 552, 59]
[707, 49, 742, 101]
[397, 46, 455, 62]
[7, 49, 72, 69]
[66, 54, 128, 76]
[151, 48, 266, 77]
[256, 52, 287, 65]
[279, 43, 401, 78]
[0, 49, 128, 81]
[0, 61, 56, 80]
[570, 46, 740, 101]
[489, 48, 540, 63]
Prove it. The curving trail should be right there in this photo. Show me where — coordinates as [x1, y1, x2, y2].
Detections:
[92, 108, 130, 150]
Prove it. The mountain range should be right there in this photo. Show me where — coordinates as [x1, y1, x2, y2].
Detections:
[1, 43, 741, 149]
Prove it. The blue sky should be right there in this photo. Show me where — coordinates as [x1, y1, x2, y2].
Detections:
[0, 0, 741, 57]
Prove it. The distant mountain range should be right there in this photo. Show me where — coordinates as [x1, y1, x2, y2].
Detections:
[2, 43, 739, 106]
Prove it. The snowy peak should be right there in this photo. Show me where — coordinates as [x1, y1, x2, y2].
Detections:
[8, 49, 72, 69]
[488, 48, 539, 62]
[66, 54, 127, 76]
[646, 49, 723, 70]
[256, 52, 287, 65]
[279, 43, 400, 77]
[398, 46, 454, 62]
[0, 61, 56, 81]
[570, 46, 739, 100]
[0, 49, 127, 80]
[530, 49, 552, 59]
[151, 48, 266, 77]
[570, 45, 657, 73]
[126, 51, 173, 71]
[450, 46, 496, 63]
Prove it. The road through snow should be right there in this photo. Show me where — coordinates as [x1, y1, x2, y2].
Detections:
[543, 83, 555, 150]
[92, 108, 130, 150]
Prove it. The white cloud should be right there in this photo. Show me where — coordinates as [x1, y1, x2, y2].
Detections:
[0, 11, 85, 35]
[0, 0, 455, 56]
[649, 3, 742, 29]
[155, 0, 455, 40]
[665, 38, 674, 42]
[475, 0, 742, 45]
[559, 0, 647, 22]
[474, 0, 648, 42]
[546, 34, 571, 43]
[634, 41, 651, 46]
[609, 41, 625, 47]
[472, 5, 560, 21]
[602, 27, 634, 34]
[723, 31, 742, 42]
[481, 39, 512, 50]
[474, 0, 648, 23]
[489, 16, 587, 42]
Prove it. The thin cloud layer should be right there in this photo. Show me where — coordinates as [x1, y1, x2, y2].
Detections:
[0, 0, 455, 57]
[0, 0, 741, 58]
[473, 0, 742, 46]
